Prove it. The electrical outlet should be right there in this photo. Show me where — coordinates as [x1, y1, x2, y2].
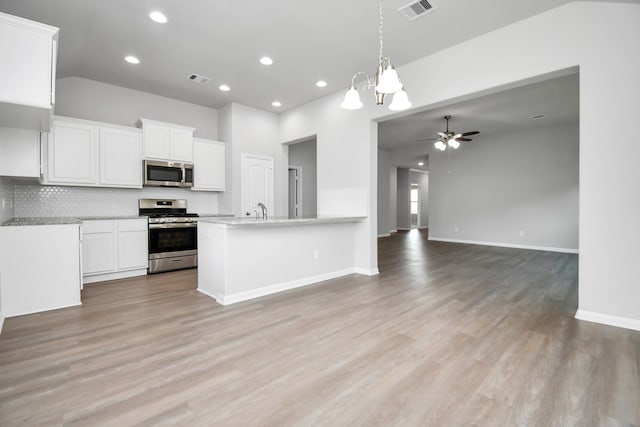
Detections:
[454, 226, 459, 233]
[519, 230, 525, 237]
[1, 197, 5, 211]
[314, 250, 320, 260]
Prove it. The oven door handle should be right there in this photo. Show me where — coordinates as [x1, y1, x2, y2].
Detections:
[149, 223, 198, 229]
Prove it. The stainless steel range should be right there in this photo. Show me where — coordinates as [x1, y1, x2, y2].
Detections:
[139, 199, 198, 274]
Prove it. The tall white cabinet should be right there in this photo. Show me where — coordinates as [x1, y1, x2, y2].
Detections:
[192, 138, 226, 191]
[0, 12, 58, 131]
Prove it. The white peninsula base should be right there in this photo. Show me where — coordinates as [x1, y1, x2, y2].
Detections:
[197, 216, 367, 305]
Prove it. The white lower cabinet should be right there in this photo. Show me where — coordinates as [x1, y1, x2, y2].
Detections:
[0, 224, 81, 318]
[82, 218, 148, 284]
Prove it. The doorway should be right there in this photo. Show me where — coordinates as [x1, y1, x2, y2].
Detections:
[410, 184, 420, 229]
[288, 166, 303, 218]
[241, 154, 274, 216]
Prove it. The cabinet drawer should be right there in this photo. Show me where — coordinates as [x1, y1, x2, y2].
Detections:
[117, 219, 147, 232]
[82, 220, 115, 234]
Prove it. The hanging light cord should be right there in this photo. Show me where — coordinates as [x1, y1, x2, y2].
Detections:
[378, 0, 384, 66]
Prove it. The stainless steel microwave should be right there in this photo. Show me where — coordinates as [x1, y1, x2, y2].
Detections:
[143, 160, 193, 188]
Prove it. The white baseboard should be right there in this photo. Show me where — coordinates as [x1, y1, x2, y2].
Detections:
[378, 233, 391, 238]
[83, 268, 147, 284]
[6, 301, 82, 318]
[397, 227, 411, 231]
[200, 268, 359, 306]
[391, 229, 398, 233]
[575, 309, 640, 332]
[418, 226, 429, 230]
[354, 267, 379, 276]
[0, 311, 4, 335]
[428, 236, 578, 254]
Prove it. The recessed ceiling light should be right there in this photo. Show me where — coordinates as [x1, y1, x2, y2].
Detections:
[532, 114, 546, 119]
[418, 161, 424, 166]
[260, 56, 274, 66]
[272, 101, 282, 107]
[149, 11, 167, 23]
[316, 80, 328, 88]
[124, 55, 140, 64]
[219, 84, 230, 92]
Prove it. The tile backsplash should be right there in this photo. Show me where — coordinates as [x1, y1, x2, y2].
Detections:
[13, 184, 220, 217]
[0, 177, 14, 223]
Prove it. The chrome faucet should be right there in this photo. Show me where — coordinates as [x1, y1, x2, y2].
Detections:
[257, 202, 268, 220]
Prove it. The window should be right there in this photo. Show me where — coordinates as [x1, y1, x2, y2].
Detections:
[411, 187, 419, 214]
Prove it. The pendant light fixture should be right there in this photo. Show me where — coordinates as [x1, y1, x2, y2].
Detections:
[340, 0, 411, 111]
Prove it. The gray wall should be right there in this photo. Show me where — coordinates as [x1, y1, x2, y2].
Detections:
[377, 149, 391, 236]
[55, 77, 218, 139]
[409, 170, 429, 228]
[429, 122, 579, 250]
[288, 138, 317, 217]
[396, 168, 410, 230]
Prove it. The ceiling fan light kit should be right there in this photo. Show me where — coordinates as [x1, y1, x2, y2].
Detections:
[418, 115, 480, 151]
[341, 0, 411, 111]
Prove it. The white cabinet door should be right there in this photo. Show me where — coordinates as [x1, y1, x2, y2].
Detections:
[193, 138, 226, 191]
[118, 230, 148, 270]
[48, 120, 98, 184]
[0, 127, 40, 177]
[82, 232, 116, 275]
[170, 128, 194, 162]
[117, 219, 148, 271]
[0, 12, 58, 131]
[143, 121, 171, 160]
[99, 127, 142, 187]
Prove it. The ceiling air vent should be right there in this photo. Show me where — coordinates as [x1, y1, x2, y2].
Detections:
[398, 0, 436, 21]
[187, 73, 211, 85]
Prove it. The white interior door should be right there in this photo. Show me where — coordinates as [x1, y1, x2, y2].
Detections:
[241, 154, 274, 216]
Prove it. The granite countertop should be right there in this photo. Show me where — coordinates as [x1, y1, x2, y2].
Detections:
[197, 214, 235, 218]
[198, 216, 367, 227]
[2, 215, 147, 227]
[2, 217, 83, 226]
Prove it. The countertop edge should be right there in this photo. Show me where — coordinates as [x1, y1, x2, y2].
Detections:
[198, 216, 367, 227]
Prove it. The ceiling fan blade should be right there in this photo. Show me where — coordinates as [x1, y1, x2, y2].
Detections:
[461, 131, 479, 136]
[437, 132, 448, 138]
[455, 137, 472, 141]
[416, 138, 440, 141]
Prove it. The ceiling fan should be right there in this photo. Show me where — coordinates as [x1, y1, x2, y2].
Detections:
[417, 115, 479, 151]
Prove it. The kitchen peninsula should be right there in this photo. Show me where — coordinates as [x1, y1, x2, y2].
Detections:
[197, 216, 366, 305]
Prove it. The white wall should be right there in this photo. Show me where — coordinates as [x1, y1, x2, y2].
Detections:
[429, 123, 578, 250]
[55, 77, 218, 139]
[218, 103, 286, 217]
[396, 168, 410, 230]
[409, 170, 429, 228]
[0, 176, 13, 223]
[288, 138, 317, 217]
[377, 149, 391, 236]
[280, 2, 640, 327]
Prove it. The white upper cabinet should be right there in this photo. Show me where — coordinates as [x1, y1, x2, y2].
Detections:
[137, 118, 194, 163]
[47, 119, 99, 185]
[0, 12, 58, 131]
[99, 127, 143, 187]
[44, 116, 142, 188]
[0, 127, 41, 178]
[192, 138, 226, 191]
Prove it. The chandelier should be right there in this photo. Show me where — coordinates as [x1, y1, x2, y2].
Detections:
[340, 0, 411, 111]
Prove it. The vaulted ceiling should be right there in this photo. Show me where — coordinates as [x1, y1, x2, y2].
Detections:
[0, 0, 596, 112]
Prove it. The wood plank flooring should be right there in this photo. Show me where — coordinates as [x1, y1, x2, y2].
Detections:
[1, 229, 639, 426]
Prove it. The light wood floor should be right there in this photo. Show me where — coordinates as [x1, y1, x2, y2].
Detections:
[1, 230, 639, 426]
